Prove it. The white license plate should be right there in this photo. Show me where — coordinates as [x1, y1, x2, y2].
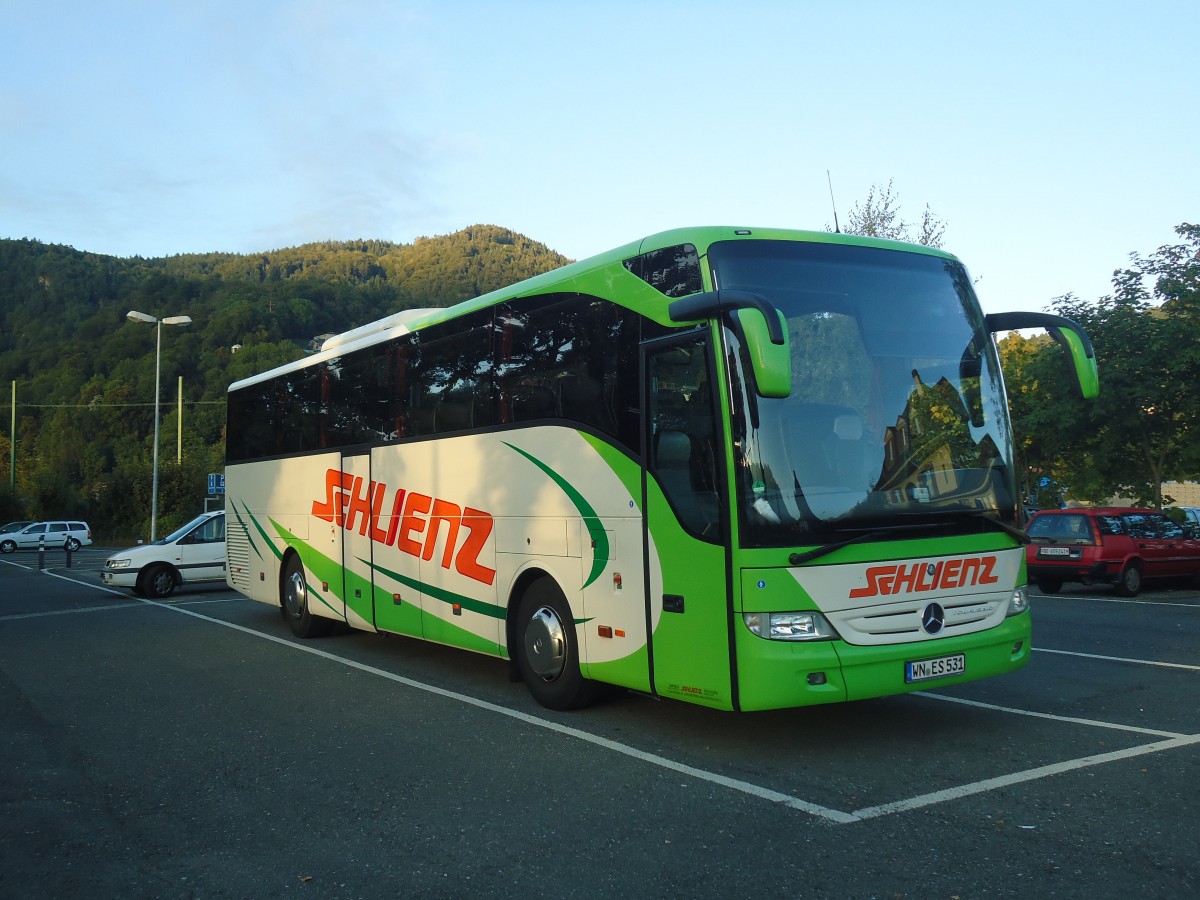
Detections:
[1039, 547, 1071, 557]
[905, 653, 966, 683]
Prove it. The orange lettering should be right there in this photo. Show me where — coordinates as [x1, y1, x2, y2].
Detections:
[850, 564, 896, 598]
[893, 562, 920, 593]
[384, 488, 407, 547]
[369, 481, 389, 544]
[312, 468, 347, 522]
[397, 492, 432, 556]
[423, 499, 462, 569]
[343, 476, 372, 535]
[979, 555, 998, 585]
[455, 508, 496, 585]
[940, 558, 963, 589]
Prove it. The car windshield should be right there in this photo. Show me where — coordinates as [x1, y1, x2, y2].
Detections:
[159, 514, 219, 545]
[711, 239, 1016, 547]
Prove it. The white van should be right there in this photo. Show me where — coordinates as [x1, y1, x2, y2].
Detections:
[101, 511, 225, 598]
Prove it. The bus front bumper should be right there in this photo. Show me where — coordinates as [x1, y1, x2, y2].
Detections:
[734, 612, 1031, 712]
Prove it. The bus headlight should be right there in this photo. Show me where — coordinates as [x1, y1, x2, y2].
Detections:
[743, 611, 838, 641]
[1006, 586, 1029, 617]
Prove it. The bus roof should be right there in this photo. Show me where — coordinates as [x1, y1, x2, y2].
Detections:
[227, 226, 958, 393]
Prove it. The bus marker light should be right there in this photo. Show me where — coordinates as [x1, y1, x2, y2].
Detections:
[613, 572, 623, 590]
[807, 672, 827, 686]
[615, 629, 625, 638]
[598, 625, 613, 639]
[322, 582, 329, 591]
[393, 593, 402, 604]
[452, 603, 462, 616]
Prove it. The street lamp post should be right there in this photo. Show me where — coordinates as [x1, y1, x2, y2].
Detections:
[127, 310, 191, 541]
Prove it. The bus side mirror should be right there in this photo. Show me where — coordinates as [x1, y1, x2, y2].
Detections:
[668, 290, 792, 399]
[735, 307, 792, 398]
[985, 311, 1099, 400]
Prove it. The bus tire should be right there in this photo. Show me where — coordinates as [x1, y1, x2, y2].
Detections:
[281, 553, 333, 638]
[516, 577, 600, 711]
[1116, 562, 1142, 597]
[139, 563, 177, 599]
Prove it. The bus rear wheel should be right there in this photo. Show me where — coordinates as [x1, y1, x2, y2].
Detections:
[516, 578, 601, 711]
[281, 554, 333, 638]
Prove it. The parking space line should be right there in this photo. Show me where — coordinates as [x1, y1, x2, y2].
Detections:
[1042, 593, 1199, 609]
[914, 691, 1188, 738]
[1035, 646, 1200, 672]
[1, 602, 144, 621]
[844, 734, 1200, 822]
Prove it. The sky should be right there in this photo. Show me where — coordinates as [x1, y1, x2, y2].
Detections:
[2, 0, 1196, 314]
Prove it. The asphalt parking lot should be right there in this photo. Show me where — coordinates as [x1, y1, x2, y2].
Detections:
[2, 546, 1197, 899]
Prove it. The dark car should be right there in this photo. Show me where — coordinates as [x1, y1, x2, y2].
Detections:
[1025, 507, 1200, 596]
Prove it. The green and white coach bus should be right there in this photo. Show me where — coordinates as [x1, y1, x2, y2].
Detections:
[225, 227, 1098, 712]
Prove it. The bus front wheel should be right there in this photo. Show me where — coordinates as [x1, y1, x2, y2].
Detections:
[281, 554, 333, 638]
[516, 578, 600, 711]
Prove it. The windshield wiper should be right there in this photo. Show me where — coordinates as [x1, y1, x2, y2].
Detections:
[787, 529, 892, 565]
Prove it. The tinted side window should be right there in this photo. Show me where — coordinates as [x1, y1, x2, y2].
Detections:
[406, 311, 495, 436]
[1124, 515, 1151, 538]
[1150, 514, 1185, 539]
[497, 294, 641, 451]
[1095, 516, 1125, 536]
[624, 244, 703, 297]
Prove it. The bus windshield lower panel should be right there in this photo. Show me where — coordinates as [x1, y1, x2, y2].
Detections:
[710, 240, 1017, 548]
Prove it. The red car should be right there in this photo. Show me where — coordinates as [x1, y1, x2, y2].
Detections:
[1025, 507, 1200, 596]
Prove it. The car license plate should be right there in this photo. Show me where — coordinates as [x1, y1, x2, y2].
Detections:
[905, 653, 965, 683]
[1038, 546, 1071, 557]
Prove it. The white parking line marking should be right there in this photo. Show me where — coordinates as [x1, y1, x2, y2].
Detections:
[1041, 593, 1199, 608]
[1034, 646, 1200, 672]
[1, 602, 141, 621]
[18, 571, 1200, 825]
[914, 692, 1187, 738]
[844, 734, 1200, 822]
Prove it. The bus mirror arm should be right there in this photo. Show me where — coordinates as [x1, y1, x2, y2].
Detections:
[669, 290, 792, 399]
[985, 311, 1099, 400]
[669, 290, 785, 345]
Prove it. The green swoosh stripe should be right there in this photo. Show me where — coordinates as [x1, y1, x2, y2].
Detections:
[504, 441, 609, 589]
[366, 559, 507, 619]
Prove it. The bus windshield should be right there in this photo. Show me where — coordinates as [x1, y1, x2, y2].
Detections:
[711, 239, 1016, 547]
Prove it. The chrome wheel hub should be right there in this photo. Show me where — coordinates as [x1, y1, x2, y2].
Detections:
[524, 606, 567, 682]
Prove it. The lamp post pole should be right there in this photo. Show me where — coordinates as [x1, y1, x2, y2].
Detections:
[127, 311, 191, 541]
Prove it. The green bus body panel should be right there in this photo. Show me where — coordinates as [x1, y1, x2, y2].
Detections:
[643, 484, 733, 710]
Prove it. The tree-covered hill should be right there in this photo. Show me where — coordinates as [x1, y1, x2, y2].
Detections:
[0, 225, 571, 537]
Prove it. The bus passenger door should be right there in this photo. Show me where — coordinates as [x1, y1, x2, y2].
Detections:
[643, 337, 735, 709]
[338, 451, 375, 629]
[366, 446, 425, 639]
